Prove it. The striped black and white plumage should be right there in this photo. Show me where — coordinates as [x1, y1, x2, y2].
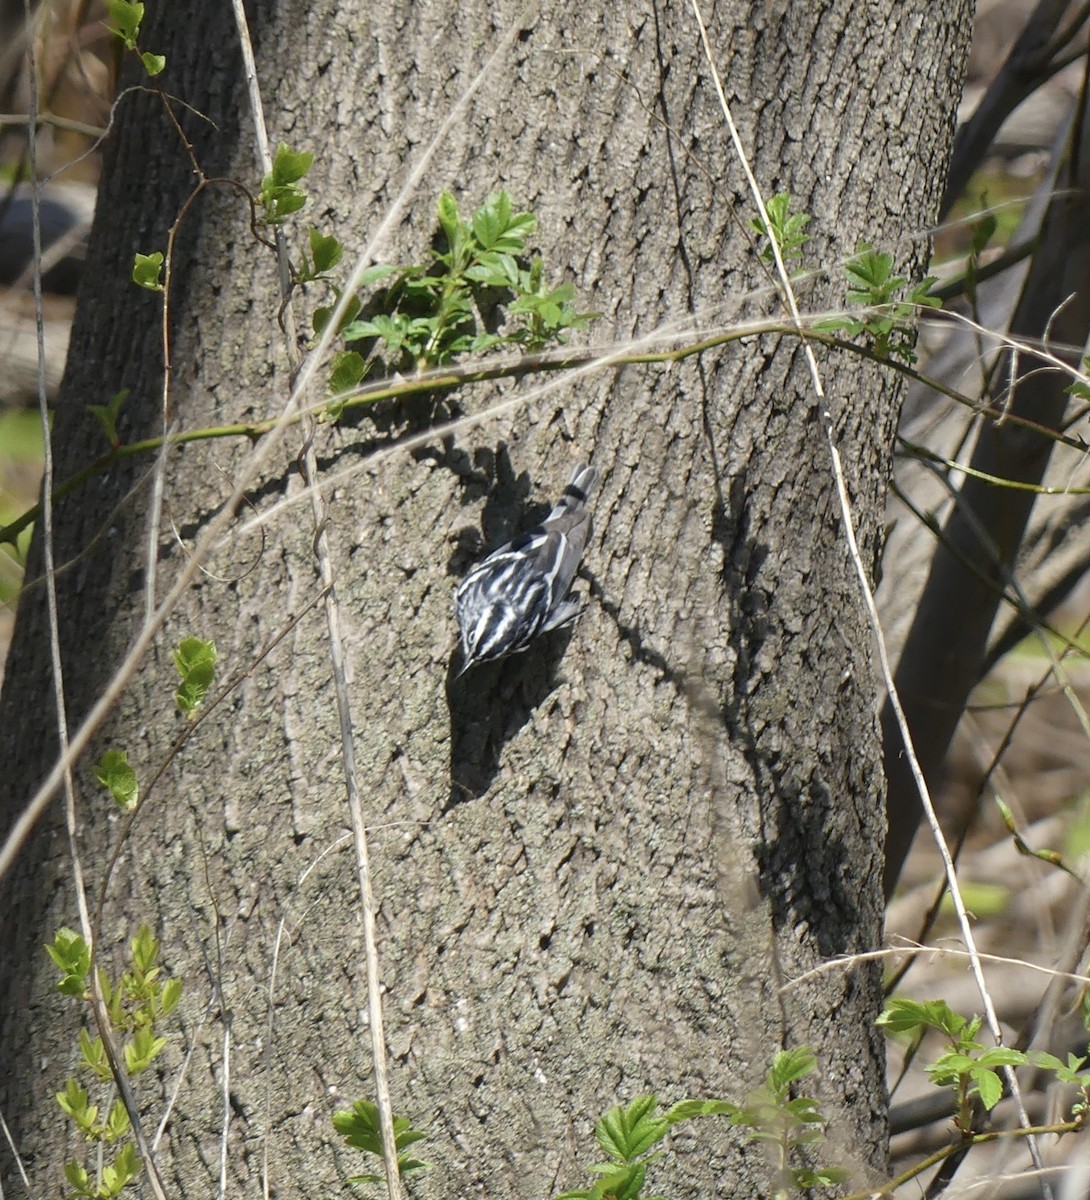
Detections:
[455, 464, 598, 672]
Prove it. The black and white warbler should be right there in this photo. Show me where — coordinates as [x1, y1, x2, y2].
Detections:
[455, 463, 598, 672]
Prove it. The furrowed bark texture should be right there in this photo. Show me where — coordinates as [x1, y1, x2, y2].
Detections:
[0, 2, 971, 1197]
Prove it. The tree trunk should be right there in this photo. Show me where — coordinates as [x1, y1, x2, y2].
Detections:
[0, 2, 972, 1197]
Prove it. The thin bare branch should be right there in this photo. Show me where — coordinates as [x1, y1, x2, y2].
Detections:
[944, 0, 1079, 214]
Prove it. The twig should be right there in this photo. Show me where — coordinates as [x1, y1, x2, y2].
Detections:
[943, 0, 1076, 214]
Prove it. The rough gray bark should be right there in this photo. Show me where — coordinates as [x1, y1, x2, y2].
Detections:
[0, 2, 972, 1198]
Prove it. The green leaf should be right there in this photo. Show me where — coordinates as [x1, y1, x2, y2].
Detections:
[975, 1046, 1027, 1069]
[972, 1067, 1003, 1111]
[312, 293, 361, 338]
[80, 1027, 111, 1081]
[307, 227, 343, 275]
[769, 1047, 817, 1094]
[328, 350, 367, 396]
[934, 1051, 976, 1076]
[140, 51, 165, 76]
[311, 305, 332, 335]
[258, 151, 311, 224]
[844, 244, 900, 300]
[794, 1165, 851, 1188]
[56, 1077, 91, 1120]
[664, 1098, 739, 1124]
[436, 191, 462, 248]
[161, 976, 182, 1016]
[813, 315, 863, 337]
[46, 927, 91, 992]
[64, 1160, 92, 1196]
[358, 263, 402, 288]
[328, 189, 597, 371]
[333, 1098, 384, 1155]
[99, 968, 125, 1028]
[1036, 1051, 1089, 1086]
[878, 997, 967, 1039]
[464, 333, 509, 355]
[104, 0, 143, 47]
[600, 1164, 646, 1200]
[131, 251, 164, 291]
[784, 1095, 825, 1124]
[334, 1099, 430, 1180]
[750, 192, 811, 265]
[86, 388, 129, 448]
[130, 924, 158, 975]
[123, 1024, 166, 1074]
[101, 1143, 141, 1196]
[907, 276, 942, 310]
[594, 1095, 669, 1162]
[266, 187, 306, 222]
[103, 1099, 131, 1143]
[970, 210, 998, 259]
[271, 143, 313, 186]
[173, 636, 217, 716]
[464, 251, 520, 288]
[46, 926, 89, 973]
[469, 191, 534, 253]
[95, 749, 139, 811]
[344, 312, 419, 357]
[1066, 354, 1090, 402]
[471, 190, 510, 248]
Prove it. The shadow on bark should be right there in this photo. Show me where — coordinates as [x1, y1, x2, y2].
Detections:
[444, 628, 577, 805]
[707, 474, 873, 955]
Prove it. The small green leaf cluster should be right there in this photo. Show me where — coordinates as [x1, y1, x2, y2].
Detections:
[876, 998, 1089, 1135]
[557, 1051, 843, 1200]
[750, 192, 811, 268]
[45, 926, 182, 1199]
[56, 1076, 131, 1146]
[47, 926, 93, 996]
[332, 1099, 429, 1185]
[299, 226, 344, 283]
[131, 252, 163, 292]
[720, 1048, 847, 1194]
[103, 2, 165, 75]
[302, 190, 598, 398]
[94, 749, 139, 811]
[880, 999, 1015, 1126]
[46, 926, 182, 1070]
[259, 143, 314, 224]
[1034, 1049, 1090, 1121]
[556, 1094, 679, 1200]
[341, 190, 598, 370]
[173, 635, 217, 716]
[63, 1145, 140, 1200]
[815, 242, 940, 363]
[103, 0, 142, 47]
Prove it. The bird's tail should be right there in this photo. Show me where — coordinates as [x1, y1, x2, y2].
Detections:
[549, 463, 597, 519]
